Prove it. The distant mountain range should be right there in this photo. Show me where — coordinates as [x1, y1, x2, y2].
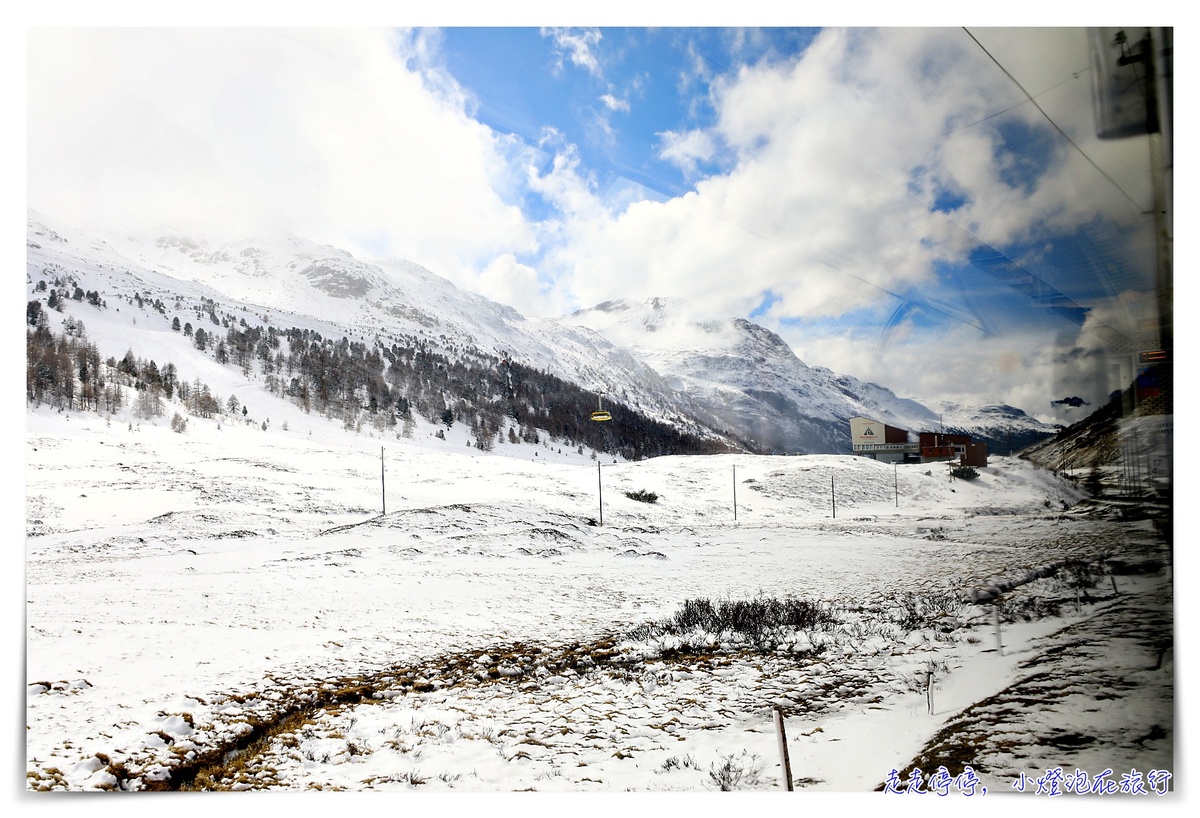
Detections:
[563, 297, 1053, 453]
[26, 211, 1054, 455]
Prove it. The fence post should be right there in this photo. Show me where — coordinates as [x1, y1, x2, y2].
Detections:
[926, 666, 934, 715]
[773, 707, 793, 791]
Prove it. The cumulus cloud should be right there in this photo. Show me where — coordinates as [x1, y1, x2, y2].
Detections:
[602, 31, 1135, 309]
[523, 27, 1155, 416]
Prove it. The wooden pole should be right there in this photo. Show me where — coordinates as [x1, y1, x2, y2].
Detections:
[831, 475, 836, 519]
[597, 461, 603, 527]
[733, 464, 738, 522]
[773, 707, 793, 791]
[894, 462, 898, 508]
[380, 446, 386, 516]
[993, 604, 1003, 656]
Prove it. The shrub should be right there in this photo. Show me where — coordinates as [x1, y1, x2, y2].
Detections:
[707, 751, 765, 791]
[625, 489, 658, 504]
[887, 591, 967, 631]
[170, 412, 187, 433]
[660, 754, 699, 772]
[628, 596, 838, 649]
[1054, 559, 1104, 597]
[950, 465, 979, 480]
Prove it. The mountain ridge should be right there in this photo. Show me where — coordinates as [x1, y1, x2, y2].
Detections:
[26, 211, 1053, 456]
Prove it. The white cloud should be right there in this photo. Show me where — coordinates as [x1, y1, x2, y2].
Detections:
[542, 27, 603, 78]
[526, 141, 604, 224]
[526, 27, 1156, 415]
[477, 253, 567, 318]
[656, 129, 716, 177]
[27, 28, 538, 290]
[599, 92, 629, 113]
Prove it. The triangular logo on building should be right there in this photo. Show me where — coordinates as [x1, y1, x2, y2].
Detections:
[863, 427, 876, 437]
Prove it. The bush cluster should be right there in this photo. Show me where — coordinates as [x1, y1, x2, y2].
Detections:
[624, 489, 659, 504]
[887, 590, 967, 631]
[629, 596, 837, 649]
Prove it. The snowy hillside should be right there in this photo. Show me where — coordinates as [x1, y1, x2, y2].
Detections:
[27, 212, 728, 451]
[25, 400, 1174, 794]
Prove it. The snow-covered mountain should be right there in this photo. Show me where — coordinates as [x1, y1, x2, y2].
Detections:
[563, 298, 1053, 453]
[27, 212, 733, 447]
[25, 212, 1052, 454]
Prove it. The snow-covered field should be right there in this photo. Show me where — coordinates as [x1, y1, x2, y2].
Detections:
[22, 399, 1176, 805]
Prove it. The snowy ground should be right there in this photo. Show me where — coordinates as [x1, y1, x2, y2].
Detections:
[21, 402, 1179, 809]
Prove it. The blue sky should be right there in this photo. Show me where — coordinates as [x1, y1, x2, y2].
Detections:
[432, 26, 1156, 335]
[438, 28, 822, 210]
[24, 20, 1171, 421]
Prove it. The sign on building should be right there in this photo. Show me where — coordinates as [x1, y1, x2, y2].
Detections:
[850, 417, 882, 448]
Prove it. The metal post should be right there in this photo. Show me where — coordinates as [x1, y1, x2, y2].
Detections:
[597, 461, 603, 527]
[831, 475, 836, 519]
[381, 446, 386, 516]
[894, 462, 898, 508]
[773, 707, 793, 791]
[733, 464, 738, 522]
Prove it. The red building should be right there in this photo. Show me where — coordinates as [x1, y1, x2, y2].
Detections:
[918, 431, 988, 466]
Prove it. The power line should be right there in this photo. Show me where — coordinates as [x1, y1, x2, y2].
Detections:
[904, 67, 1091, 146]
[962, 27, 1146, 216]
